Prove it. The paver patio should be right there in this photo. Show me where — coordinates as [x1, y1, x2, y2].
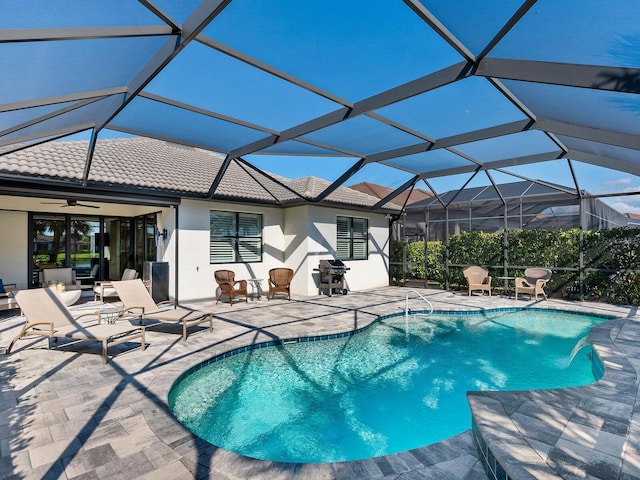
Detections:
[1, 287, 638, 479]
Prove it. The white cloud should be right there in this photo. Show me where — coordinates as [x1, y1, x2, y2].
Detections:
[605, 177, 634, 186]
[610, 200, 640, 214]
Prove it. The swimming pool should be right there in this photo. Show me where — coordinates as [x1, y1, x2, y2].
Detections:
[169, 308, 608, 463]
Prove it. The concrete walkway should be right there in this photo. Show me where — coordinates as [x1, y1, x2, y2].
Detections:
[0, 287, 638, 479]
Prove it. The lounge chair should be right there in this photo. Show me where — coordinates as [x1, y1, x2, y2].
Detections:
[515, 268, 552, 300]
[463, 266, 492, 296]
[268, 268, 294, 301]
[214, 270, 248, 305]
[93, 268, 138, 303]
[6, 287, 145, 364]
[111, 279, 213, 341]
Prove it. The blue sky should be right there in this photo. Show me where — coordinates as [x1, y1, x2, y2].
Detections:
[48, 0, 640, 214]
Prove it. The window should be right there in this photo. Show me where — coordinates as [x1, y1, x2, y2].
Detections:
[337, 216, 368, 260]
[210, 211, 263, 263]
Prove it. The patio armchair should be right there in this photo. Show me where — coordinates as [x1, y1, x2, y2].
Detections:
[214, 270, 248, 305]
[463, 266, 492, 297]
[111, 279, 213, 341]
[41, 267, 81, 291]
[93, 268, 138, 303]
[0, 280, 18, 311]
[515, 268, 552, 300]
[6, 287, 145, 364]
[76, 264, 99, 285]
[268, 268, 294, 301]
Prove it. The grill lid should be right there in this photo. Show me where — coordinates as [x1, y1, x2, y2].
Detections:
[319, 259, 346, 268]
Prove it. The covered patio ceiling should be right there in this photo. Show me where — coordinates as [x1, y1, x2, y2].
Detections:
[1, 1, 640, 210]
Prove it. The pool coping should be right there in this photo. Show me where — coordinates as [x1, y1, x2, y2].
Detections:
[469, 316, 640, 480]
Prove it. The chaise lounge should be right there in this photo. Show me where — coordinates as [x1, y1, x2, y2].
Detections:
[6, 287, 145, 364]
[112, 279, 213, 341]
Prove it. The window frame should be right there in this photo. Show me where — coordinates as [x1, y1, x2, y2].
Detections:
[336, 215, 369, 261]
[209, 210, 263, 264]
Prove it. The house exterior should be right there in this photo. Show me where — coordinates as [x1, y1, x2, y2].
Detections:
[0, 138, 399, 301]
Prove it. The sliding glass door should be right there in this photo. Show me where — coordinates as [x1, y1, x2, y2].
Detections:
[30, 212, 158, 288]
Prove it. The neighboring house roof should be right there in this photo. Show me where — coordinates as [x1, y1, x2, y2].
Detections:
[0, 138, 400, 211]
[349, 182, 432, 207]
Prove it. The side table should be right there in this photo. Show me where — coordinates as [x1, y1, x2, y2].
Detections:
[247, 278, 263, 300]
[98, 306, 120, 324]
[57, 289, 82, 306]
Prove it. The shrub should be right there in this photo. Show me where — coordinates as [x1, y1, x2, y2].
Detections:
[390, 227, 640, 302]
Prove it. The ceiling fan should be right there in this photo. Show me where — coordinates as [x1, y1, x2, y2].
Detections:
[40, 199, 99, 209]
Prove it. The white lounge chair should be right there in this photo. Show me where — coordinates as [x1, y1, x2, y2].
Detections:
[111, 279, 213, 341]
[7, 288, 145, 364]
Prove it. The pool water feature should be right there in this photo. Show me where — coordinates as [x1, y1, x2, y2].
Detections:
[169, 309, 608, 463]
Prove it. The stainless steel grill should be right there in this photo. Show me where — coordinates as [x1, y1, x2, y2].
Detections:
[316, 259, 350, 296]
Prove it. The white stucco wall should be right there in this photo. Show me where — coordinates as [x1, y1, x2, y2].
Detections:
[175, 198, 284, 302]
[284, 205, 390, 295]
[0, 210, 29, 289]
[175, 200, 389, 300]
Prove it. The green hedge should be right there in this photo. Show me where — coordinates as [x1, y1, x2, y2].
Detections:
[393, 227, 640, 302]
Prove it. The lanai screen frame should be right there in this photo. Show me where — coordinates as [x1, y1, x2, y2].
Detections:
[1, 2, 640, 211]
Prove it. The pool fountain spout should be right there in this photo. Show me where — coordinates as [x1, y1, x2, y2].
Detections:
[568, 335, 590, 366]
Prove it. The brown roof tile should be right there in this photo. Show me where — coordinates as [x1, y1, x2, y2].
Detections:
[0, 137, 399, 210]
[349, 181, 432, 206]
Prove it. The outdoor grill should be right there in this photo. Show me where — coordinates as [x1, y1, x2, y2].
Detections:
[316, 259, 350, 296]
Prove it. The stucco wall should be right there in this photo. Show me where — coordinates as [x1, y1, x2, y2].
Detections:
[176, 199, 284, 302]
[0, 210, 29, 289]
[285, 205, 390, 296]
[175, 200, 390, 301]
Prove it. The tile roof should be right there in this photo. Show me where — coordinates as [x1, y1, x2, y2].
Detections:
[0, 137, 399, 211]
[272, 174, 399, 210]
[349, 182, 432, 207]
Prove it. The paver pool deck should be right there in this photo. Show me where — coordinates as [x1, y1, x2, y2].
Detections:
[1, 287, 639, 479]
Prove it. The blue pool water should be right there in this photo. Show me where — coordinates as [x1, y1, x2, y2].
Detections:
[169, 309, 608, 463]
